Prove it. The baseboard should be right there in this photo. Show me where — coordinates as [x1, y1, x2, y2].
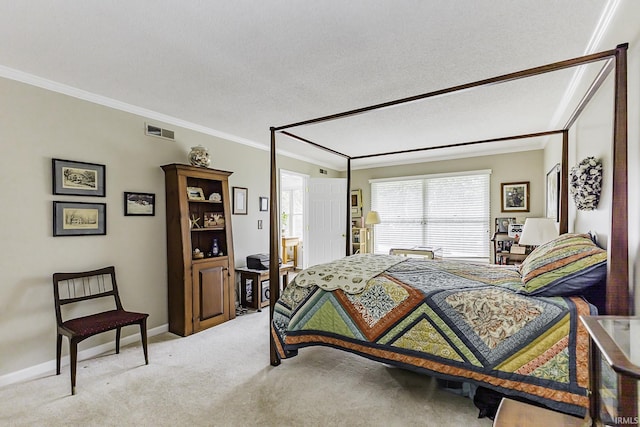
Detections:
[0, 323, 169, 388]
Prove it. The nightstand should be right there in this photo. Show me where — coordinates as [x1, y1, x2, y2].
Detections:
[580, 316, 640, 426]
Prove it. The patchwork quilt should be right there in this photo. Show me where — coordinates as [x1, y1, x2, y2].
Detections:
[271, 254, 596, 417]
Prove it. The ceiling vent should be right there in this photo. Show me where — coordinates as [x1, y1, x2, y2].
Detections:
[145, 123, 175, 140]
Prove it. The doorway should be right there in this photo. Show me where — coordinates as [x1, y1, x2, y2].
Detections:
[280, 170, 307, 268]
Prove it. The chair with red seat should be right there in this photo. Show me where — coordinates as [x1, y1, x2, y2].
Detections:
[53, 266, 149, 395]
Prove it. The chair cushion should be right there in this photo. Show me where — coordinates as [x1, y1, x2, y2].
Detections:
[62, 309, 148, 338]
[518, 233, 607, 296]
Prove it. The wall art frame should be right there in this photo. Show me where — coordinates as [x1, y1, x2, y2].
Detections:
[546, 163, 560, 221]
[233, 186, 248, 215]
[259, 196, 269, 212]
[501, 181, 529, 212]
[124, 192, 155, 216]
[52, 158, 106, 197]
[53, 201, 106, 236]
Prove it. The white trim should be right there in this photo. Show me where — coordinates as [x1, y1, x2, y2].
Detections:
[369, 169, 492, 184]
[0, 66, 339, 171]
[0, 323, 168, 388]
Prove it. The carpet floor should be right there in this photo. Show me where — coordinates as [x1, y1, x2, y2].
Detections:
[0, 311, 492, 426]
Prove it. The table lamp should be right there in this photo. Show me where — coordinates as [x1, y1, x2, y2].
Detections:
[365, 211, 381, 253]
[518, 218, 559, 247]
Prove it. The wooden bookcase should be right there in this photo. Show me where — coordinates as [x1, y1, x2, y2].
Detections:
[161, 163, 236, 336]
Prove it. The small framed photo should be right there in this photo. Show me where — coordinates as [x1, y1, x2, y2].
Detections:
[501, 181, 530, 212]
[187, 186, 205, 200]
[259, 197, 268, 212]
[233, 187, 248, 215]
[53, 201, 106, 236]
[124, 192, 155, 216]
[495, 217, 516, 233]
[52, 158, 106, 197]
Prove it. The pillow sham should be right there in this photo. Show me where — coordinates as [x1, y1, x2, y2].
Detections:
[518, 233, 607, 296]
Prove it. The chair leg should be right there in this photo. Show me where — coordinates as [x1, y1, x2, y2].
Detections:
[140, 319, 148, 365]
[115, 327, 121, 354]
[70, 340, 78, 395]
[56, 334, 62, 375]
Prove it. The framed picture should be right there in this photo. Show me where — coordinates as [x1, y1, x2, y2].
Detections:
[546, 163, 560, 221]
[495, 217, 516, 233]
[187, 186, 205, 200]
[351, 189, 362, 218]
[259, 197, 269, 212]
[233, 187, 248, 215]
[501, 181, 529, 212]
[53, 201, 106, 236]
[52, 158, 105, 197]
[124, 192, 155, 216]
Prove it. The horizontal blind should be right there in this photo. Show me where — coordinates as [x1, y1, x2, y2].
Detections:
[371, 172, 490, 258]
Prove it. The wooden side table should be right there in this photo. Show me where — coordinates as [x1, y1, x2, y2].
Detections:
[236, 265, 294, 311]
[281, 236, 300, 268]
[493, 398, 586, 427]
[580, 315, 640, 427]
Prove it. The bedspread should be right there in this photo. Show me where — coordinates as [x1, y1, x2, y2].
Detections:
[271, 255, 596, 417]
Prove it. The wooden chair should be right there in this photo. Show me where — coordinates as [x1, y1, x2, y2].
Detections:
[53, 266, 149, 395]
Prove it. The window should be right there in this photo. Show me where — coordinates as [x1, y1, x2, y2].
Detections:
[280, 171, 305, 238]
[370, 170, 491, 258]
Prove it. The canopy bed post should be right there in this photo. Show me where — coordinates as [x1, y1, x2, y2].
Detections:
[559, 130, 569, 234]
[346, 158, 352, 255]
[269, 126, 281, 366]
[608, 43, 629, 316]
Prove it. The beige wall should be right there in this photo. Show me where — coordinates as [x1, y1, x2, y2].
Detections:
[351, 150, 546, 241]
[0, 77, 337, 380]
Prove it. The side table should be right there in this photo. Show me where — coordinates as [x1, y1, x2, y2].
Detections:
[236, 265, 294, 311]
[580, 315, 640, 427]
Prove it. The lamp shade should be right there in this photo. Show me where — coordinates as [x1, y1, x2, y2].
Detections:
[365, 211, 381, 225]
[518, 218, 559, 246]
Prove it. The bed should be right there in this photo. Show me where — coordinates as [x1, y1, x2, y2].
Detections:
[267, 44, 630, 418]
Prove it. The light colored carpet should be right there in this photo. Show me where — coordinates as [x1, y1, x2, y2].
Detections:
[0, 311, 492, 427]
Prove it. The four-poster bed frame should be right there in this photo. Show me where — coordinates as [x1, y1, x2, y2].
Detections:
[267, 43, 629, 412]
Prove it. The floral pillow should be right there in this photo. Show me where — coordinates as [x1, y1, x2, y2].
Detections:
[518, 233, 607, 296]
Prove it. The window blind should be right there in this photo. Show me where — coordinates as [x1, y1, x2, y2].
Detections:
[371, 171, 490, 258]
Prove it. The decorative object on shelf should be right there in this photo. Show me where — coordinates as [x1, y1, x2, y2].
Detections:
[187, 186, 205, 200]
[53, 201, 106, 236]
[203, 212, 224, 227]
[546, 163, 560, 221]
[232, 186, 248, 215]
[350, 189, 362, 218]
[189, 214, 201, 229]
[519, 218, 559, 247]
[52, 158, 106, 197]
[188, 145, 211, 168]
[507, 223, 523, 239]
[192, 248, 204, 259]
[501, 181, 529, 212]
[569, 157, 602, 210]
[208, 192, 221, 202]
[259, 196, 269, 212]
[211, 238, 219, 256]
[124, 192, 155, 216]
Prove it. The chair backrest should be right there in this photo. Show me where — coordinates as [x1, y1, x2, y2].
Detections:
[53, 266, 123, 325]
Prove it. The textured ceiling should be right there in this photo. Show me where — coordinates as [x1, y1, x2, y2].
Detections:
[0, 1, 621, 169]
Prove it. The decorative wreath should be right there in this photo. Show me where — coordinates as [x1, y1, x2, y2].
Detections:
[569, 156, 603, 210]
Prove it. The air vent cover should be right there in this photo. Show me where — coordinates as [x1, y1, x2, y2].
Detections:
[145, 123, 175, 140]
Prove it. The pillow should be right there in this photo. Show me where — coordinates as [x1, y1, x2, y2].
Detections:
[518, 233, 607, 296]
